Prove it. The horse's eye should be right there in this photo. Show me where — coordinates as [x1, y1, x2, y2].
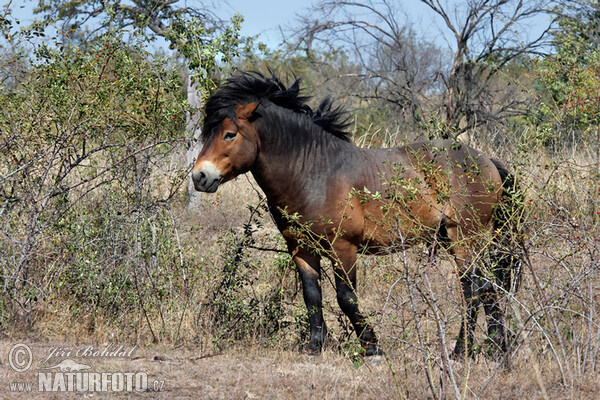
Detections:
[224, 132, 237, 141]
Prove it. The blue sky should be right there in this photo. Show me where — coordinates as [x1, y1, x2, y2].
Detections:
[220, 0, 447, 49]
[221, 0, 310, 48]
[9, 0, 309, 48]
[220, 0, 550, 53]
[7, 1, 444, 45]
[9, 0, 550, 53]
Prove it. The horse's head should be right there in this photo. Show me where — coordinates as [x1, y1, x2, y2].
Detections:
[192, 102, 260, 193]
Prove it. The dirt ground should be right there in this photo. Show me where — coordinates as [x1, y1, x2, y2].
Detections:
[0, 338, 395, 399]
[0, 337, 598, 399]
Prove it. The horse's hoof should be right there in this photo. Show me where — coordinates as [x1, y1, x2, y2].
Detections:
[301, 343, 323, 356]
[365, 343, 383, 357]
[450, 350, 467, 363]
[486, 345, 507, 362]
[451, 344, 472, 362]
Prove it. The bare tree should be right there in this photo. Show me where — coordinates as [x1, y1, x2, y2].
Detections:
[293, 1, 445, 129]
[294, 0, 560, 137]
[421, 0, 558, 134]
[186, 76, 203, 208]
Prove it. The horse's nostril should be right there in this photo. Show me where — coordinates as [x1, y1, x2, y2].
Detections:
[193, 163, 221, 193]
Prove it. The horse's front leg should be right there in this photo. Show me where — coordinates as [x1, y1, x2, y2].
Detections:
[332, 242, 382, 356]
[293, 251, 327, 354]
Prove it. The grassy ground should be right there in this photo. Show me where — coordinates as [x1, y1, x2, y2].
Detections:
[0, 338, 598, 399]
[1, 144, 599, 399]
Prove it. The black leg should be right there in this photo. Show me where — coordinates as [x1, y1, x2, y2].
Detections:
[334, 272, 381, 356]
[480, 278, 507, 354]
[454, 271, 481, 358]
[293, 252, 327, 354]
[455, 267, 508, 358]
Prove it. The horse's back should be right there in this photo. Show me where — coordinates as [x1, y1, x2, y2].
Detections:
[343, 140, 502, 250]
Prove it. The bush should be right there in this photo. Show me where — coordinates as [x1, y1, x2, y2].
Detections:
[0, 30, 188, 332]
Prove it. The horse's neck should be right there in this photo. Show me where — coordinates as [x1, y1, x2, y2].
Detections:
[250, 123, 350, 210]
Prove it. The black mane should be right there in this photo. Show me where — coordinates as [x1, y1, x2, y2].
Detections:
[202, 70, 352, 141]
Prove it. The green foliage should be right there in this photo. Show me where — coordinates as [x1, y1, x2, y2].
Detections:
[528, 1, 600, 148]
[553, 1, 600, 65]
[342, 339, 366, 368]
[30, 0, 252, 103]
[55, 192, 184, 315]
[167, 13, 249, 98]
[0, 29, 189, 329]
[208, 203, 288, 348]
[531, 50, 600, 147]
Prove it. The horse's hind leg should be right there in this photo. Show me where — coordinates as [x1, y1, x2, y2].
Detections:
[446, 241, 481, 358]
[480, 278, 507, 354]
[332, 243, 382, 356]
[293, 251, 327, 354]
[455, 266, 506, 358]
[454, 270, 482, 358]
[483, 248, 522, 356]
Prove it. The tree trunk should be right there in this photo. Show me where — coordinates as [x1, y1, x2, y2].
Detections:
[186, 75, 203, 208]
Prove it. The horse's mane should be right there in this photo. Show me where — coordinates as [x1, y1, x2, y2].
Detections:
[202, 70, 352, 142]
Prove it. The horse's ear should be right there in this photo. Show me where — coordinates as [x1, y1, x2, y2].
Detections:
[237, 102, 260, 121]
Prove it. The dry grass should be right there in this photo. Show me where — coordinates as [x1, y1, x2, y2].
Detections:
[2, 226, 598, 398]
[0, 337, 597, 399]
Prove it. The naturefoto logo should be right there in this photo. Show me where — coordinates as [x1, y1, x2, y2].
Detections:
[8, 343, 164, 393]
[37, 368, 148, 393]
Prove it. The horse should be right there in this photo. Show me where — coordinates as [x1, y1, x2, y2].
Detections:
[192, 71, 523, 358]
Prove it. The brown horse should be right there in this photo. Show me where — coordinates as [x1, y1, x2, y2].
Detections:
[192, 71, 522, 357]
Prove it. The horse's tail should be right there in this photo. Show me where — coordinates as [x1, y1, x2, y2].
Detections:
[489, 158, 525, 294]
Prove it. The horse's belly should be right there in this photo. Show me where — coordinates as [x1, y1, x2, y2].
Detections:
[359, 201, 441, 253]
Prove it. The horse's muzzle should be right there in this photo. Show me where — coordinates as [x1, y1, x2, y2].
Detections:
[192, 162, 221, 193]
